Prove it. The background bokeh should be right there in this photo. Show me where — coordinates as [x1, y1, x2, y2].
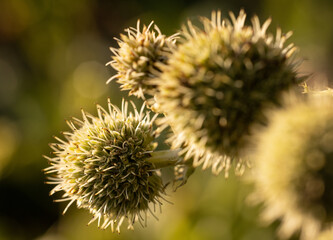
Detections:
[0, 0, 332, 239]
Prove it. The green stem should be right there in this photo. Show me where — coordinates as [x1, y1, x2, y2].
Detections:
[147, 149, 181, 169]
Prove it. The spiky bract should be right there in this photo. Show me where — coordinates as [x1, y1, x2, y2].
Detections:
[107, 20, 176, 99]
[250, 96, 333, 240]
[44, 100, 166, 232]
[157, 10, 303, 174]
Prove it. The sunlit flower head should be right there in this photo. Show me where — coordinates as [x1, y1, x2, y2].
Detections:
[249, 95, 333, 240]
[107, 20, 177, 100]
[44, 100, 180, 232]
[157, 10, 304, 175]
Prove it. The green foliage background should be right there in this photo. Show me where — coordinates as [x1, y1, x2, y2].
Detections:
[0, 0, 332, 239]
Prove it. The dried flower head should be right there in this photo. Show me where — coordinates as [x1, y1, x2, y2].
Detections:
[107, 20, 177, 99]
[249, 95, 333, 240]
[44, 100, 179, 232]
[157, 10, 304, 175]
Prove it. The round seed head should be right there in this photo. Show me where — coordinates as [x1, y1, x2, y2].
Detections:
[44, 100, 166, 232]
[157, 10, 304, 174]
[107, 20, 177, 99]
[249, 96, 333, 240]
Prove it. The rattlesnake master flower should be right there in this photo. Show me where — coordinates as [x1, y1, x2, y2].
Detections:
[44, 100, 179, 232]
[249, 95, 333, 240]
[107, 20, 177, 99]
[157, 10, 304, 175]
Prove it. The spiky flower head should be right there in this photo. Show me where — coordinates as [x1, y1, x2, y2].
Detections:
[107, 20, 177, 100]
[44, 100, 179, 232]
[249, 95, 333, 240]
[157, 10, 304, 175]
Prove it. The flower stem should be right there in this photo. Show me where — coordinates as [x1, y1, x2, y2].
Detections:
[147, 149, 181, 169]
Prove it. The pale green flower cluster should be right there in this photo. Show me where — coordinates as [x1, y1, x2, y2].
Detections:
[249, 95, 333, 240]
[45, 100, 180, 232]
[157, 10, 303, 175]
[107, 20, 177, 100]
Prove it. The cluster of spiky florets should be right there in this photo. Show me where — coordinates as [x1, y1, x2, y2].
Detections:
[44, 100, 174, 232]
[157, 10, 303, 174]
[107, 20, 177, 99]
[249, 95, 333, 240]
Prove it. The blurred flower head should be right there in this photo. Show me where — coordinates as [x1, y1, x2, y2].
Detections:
[249, 95, 333, 240]
[44, 100, 169, 232]
[157, 10, 304, 175]
[108, 20, 177, 100]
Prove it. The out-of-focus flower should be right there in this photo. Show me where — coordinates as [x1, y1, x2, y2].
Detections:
[107, 20, 177, 100]
[249, 95, 333, 240]
[157, 10, 304, 175]
[44, 100, 180, 232]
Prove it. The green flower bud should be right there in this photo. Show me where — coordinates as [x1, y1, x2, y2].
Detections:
[249, 95, 333, 240]
[107, 20, 177, 99]
[157, 10, 304, 174]
[44, 100, 179, 232]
